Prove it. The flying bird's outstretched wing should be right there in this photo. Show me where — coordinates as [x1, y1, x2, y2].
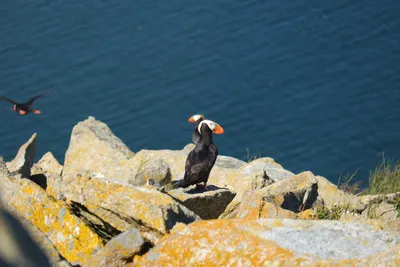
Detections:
[27, 89, 53, 105]
[0, 96, 17, 104]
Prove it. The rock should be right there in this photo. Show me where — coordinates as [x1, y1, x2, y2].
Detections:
[221, 171, 318, 219]
[32, 152, 63, 176]
[6, 133, 37, 178]
[361, 202, 399, 220]
[214, 155, 246, 169]
[63, 116, 135, 184]
[0, 163, 104, 265]
[128, 151, 171, 187]
[0, 206, 52, 267]
[182, 143, 195, 154]
[316, 175, 366, 211]
[167, 185, 236, 219]
[135, 219, 400, 266]
[62, 173, 200, 243]
[17, 216, 71, 267]
[83, 228, 145, 267]
[359, 192, 400, 206]
[238, 157, 295, 181]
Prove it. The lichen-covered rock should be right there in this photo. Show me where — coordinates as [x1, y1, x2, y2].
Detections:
[361, 202, 399, 220]
[128, 151, 171, 186]
[32, 152, 63, 176]
[221, 171, 318, 219]
[135, 219, 400, 266]
[18, 216, 71, 266]
[238, 157, 295, 181]
[83, 228, 145, 267]
[167, 185, 236, 219]
[0, 165, 103, 265]
[6, 133, 37, 178]
[62, 116, 135, 184]
[316, 175, 366, 211]
[62, 173, 199, 242]
[0, 207, 53, 267]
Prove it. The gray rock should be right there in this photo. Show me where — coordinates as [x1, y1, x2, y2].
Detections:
[238, 157, 295, 181]
[129, 152, 171, 187]
[215, 155, 246, 169]
[168, 185, 236, 219]
[6, 133, 37, 178]
[83, 228, 144, 267]
[32, 152, 63, 176]
[257, 219, 400, 260]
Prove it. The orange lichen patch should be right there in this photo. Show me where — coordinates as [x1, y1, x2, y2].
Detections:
[298, 209, 317, 220]
[134, 219, 364, 267]
[4, 179, 103, 264]
[62, 174, 197, 234]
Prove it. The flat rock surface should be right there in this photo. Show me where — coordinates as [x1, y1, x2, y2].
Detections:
[135, 218, 400, 266]
[168, 185, 236, 219]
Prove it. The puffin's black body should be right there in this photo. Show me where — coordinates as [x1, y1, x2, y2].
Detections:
[178, 120, 223, 189]
[0, 90, 52, 115]
[192, 117, 203, 144]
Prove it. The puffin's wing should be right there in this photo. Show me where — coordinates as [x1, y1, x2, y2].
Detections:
[0, 96, 17, 104]
[27, 89, 53, 105]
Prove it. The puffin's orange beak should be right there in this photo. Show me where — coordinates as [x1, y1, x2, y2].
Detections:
[13, 105, 16, 111]
[188, 117, 195, 123]
[213, 125, 224, 134]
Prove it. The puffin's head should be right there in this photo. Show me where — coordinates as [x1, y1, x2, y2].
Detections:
[198, 119, 224, 134]
[188, 114, 204, 123]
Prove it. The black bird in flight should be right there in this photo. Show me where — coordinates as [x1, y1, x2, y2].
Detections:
[0, 89, 52, 115]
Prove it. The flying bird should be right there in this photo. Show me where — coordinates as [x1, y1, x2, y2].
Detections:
[177, 119, 224, 190]
[0, 89, 52, 115]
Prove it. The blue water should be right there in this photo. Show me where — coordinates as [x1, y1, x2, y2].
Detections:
[1, 0, 399, 187]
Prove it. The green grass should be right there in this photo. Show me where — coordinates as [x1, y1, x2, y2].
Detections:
[366, 154, 400, 195]
[315, 205, 343, 220]
[246, 148, 262, 163]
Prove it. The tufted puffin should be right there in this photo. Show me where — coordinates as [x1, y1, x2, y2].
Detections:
[188, 114, 205, 144]
[177, 119, 224, 190]
[0, 89, 52, 115]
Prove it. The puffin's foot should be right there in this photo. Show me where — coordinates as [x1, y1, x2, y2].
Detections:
[34, 110, 41, 114]
[195, 184, 208, 191]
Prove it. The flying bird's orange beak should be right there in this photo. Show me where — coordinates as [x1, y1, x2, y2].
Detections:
[213, 125, 224, 134]
[13, 105, 16, 111]
[188, 117, 196, 123]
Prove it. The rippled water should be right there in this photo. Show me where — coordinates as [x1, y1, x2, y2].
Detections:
[1, 0, 399, 186]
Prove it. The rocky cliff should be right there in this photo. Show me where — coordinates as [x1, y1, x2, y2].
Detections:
[0, 116, 399, 266]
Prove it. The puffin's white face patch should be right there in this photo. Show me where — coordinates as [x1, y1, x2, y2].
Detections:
[191, 114, 204, 122]
[198, 119, 217, 133]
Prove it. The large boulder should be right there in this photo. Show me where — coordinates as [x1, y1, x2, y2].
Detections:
[62, 117, 135, 185]
[6, 133, 37, 178]
[167, 185, 236, 219]
[62, 173, 200, 243]
[221, 171, 318, 219]
[135, 219, 400, 266]
[83, 228, 145, 267]
[316, 175, 366, 211]
[127, 151, 171, 187]
[0, 162, 104, 265]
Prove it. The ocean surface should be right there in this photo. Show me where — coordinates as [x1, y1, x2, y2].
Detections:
[1, 0, 399, 186]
